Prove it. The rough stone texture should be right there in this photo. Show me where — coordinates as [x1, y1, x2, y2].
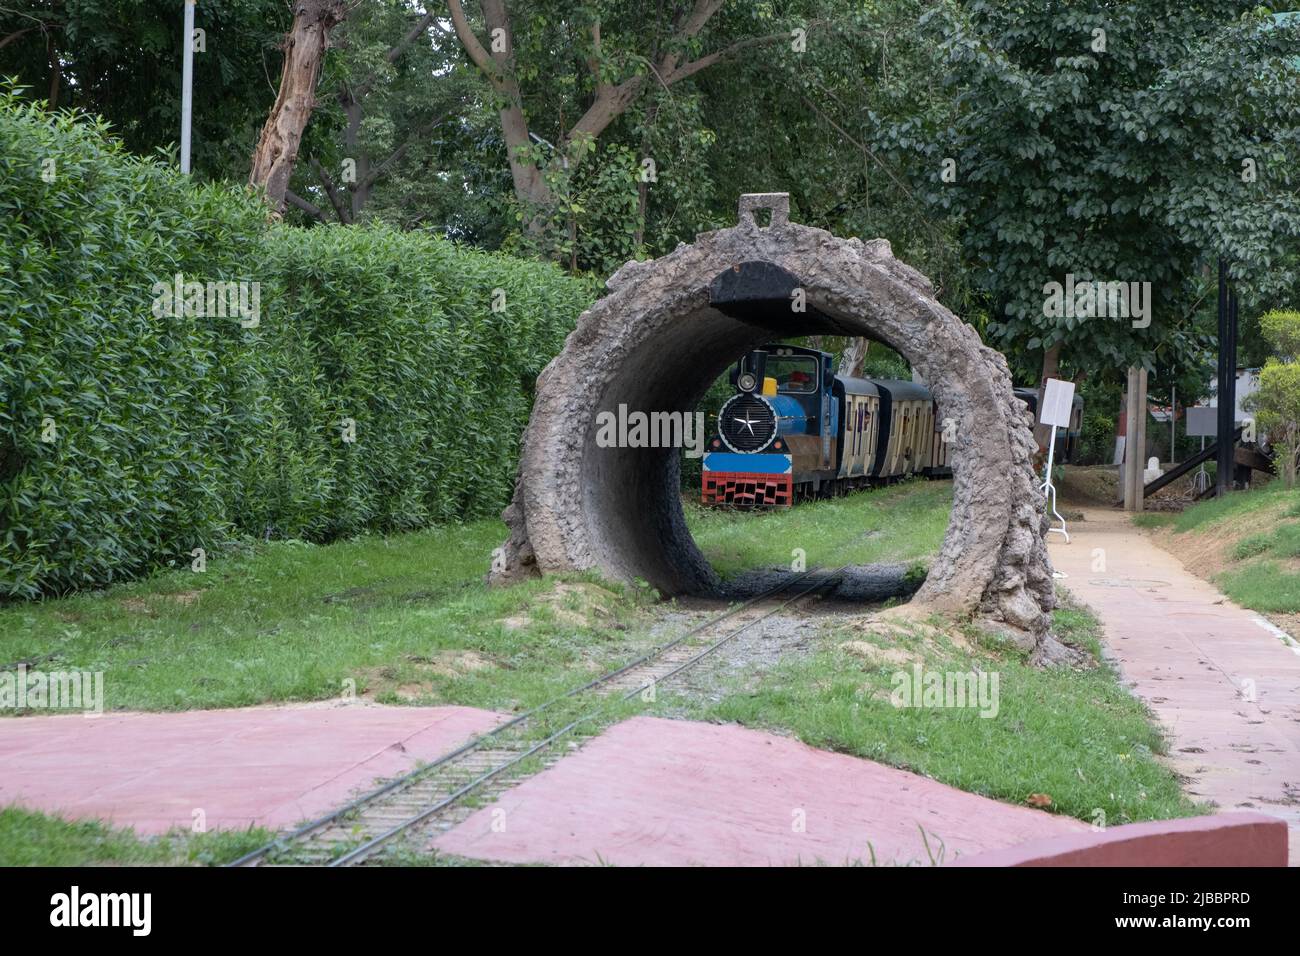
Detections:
[492, 194, 1055, 638]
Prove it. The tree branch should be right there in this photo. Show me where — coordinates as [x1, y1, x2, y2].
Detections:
[446, 0, 505, 92]
[656, 0, 725, 79]
[360, 114, 447, 190]
[663, 29, 791, 85]
[310, 157, 352, 223]
[285, 189, 329, 222]
[0, 26, 36, 50]
[355, 7, 440, 100]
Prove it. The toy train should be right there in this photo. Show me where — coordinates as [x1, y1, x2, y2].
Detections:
[701, 344, 1081, 506]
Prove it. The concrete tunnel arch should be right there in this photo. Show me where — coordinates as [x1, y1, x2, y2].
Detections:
[492, 194, 1055, 638]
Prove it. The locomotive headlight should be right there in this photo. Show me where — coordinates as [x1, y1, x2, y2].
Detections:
[737, 372, 758, 393]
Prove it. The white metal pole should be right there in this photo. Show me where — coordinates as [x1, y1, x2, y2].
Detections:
[180, 1, 195, 174]
[1043, 424, 1057, 488]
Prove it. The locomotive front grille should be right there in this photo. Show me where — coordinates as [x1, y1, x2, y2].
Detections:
[718, 394, 777, 453]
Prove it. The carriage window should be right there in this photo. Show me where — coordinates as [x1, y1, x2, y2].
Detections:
[767, 356, 818, 393]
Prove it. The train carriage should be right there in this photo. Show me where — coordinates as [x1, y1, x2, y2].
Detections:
[702, 344, 1071, 506]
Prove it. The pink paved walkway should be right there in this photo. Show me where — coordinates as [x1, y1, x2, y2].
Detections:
[1048, 509, 1300, 863]
[434, 716, 1085, 866]
[0, 703, 502, 834]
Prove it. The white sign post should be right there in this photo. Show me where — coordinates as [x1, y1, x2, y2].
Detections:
[1185, 405, 1218, 496]
[1039, 378, 1075, 544]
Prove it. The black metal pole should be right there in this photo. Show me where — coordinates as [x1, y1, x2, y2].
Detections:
[1216, 259, 1236, 496]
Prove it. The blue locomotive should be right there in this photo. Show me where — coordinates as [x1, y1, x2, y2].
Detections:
[701, 344, 1081, 506]
[701, 344, 952, 506]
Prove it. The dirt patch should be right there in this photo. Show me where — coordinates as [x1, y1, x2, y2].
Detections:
[1057, 464, 1206, 512]
[360, 650, 498, 702]
[840, 640, 921, 666]
[119, 597, 153, 615]
[500, 581, 621, 631]
[856, 607, 975, 653]
[164, 590, 202, 606]
[1145, 504, 1281, 581]
[408, 650, 496, 678]
[1058, 466, 1119, 507]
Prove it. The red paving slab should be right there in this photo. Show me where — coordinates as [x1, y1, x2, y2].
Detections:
[952, 812, 1288, 867]
[433, 716, 1085, 866]
[0, 703, 502, 834]
[1048, 509, 1300, 864]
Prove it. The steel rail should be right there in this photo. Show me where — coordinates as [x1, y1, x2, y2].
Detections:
[325, 566, 847, 867]
[227, 566, 829, 868]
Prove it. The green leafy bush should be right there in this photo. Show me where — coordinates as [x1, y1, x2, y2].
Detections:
[245, 224, 591, 539]
[0, 94, 591, 598]
[1, 93, 271, 596]
[1247, 310, 1300, 486]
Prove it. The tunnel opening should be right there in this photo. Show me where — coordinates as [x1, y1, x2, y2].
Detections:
[494, 194, 1055, 642]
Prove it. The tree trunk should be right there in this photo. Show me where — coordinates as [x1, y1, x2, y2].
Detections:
[249, 0, 348, 214]
[1033, 342, 1062, 453]
[839, 337, 870, 378]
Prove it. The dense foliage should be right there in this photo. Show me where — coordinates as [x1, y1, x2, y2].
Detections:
[1247, 310, 1300, 486]
[0, 95, 591, 598]
[876, 1, 1300, 383]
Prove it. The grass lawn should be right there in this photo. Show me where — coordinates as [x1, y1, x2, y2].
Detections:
[0, 524, 660, 714]
[686, 479, 951, 577]
[0, 480, 953, 715]
[1, 477, 1197, 861]
[1133, 483, 1300, 614]
[0, 806, 270, 866]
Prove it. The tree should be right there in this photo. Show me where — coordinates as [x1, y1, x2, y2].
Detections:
[0, 0, 289, 181]
[248, 0, 351, 213]
[1249, 310, 1300, 486]
[444, 0, 802, 242]
[276, 2, 481, 228]
[871, 1, 1300, 392]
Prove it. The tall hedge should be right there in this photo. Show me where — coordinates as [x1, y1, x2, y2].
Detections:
[0, 94, 592, 599]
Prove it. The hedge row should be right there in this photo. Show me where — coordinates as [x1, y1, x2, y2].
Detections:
[0, 94, 592, 598]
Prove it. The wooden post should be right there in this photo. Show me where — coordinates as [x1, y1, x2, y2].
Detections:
[1135, 367, 1148, 512]
[1216, 259, 1238, 497]
[1124, 366, 1140, 510]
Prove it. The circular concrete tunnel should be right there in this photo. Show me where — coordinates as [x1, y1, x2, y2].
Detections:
[493, 194, 1055, 638]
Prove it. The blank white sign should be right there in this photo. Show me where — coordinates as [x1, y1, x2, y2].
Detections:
[1039, 378, 1076, 428]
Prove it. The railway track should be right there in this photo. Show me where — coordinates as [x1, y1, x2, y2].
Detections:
[228, 565, 847, 867]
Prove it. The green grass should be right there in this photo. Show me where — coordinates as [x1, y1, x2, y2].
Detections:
[1, 483, 955, 715]
[1, 481, 1201, 861]
[0, 522, 659, 714]
[1130, 512, 1175, 529]
[1159, 483, 1296, 534]
[1134, 484, 1300, 614]
[659, 601, 1196, 828]
[686, 479, 952, 577]
[1217, 561, 1300, 613]
[0, 806, 270, 866]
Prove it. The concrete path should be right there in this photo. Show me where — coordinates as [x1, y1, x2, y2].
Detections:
[0, 703, 502, 834]
[1048, 509, 1300, 864]
[434, 715, 1084, 866]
